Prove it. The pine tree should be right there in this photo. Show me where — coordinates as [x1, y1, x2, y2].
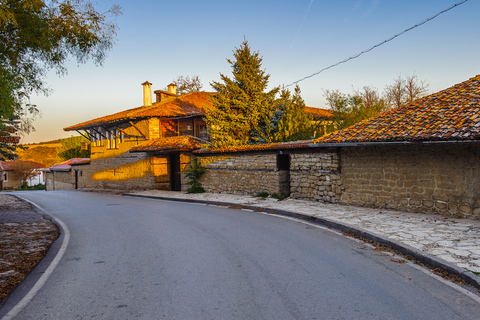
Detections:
[274, 85, 315, 142]
[206, 40, 279, 148]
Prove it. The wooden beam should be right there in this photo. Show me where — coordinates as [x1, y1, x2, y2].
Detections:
[193, 117, 196, 137]
[118, 128, 132, 138]
[129, 121, 147, 139]
[104, 128, 119, 139]
[90, 127, 108, 140]
[76, 130, 91, 141]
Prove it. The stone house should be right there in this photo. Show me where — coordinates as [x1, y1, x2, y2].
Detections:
[191, 74, 480, 219]
[48, 74, 480, 219]
[305, 106, 335, 136]
[0, 162, 20, 190]
[0, 161, 46, 189]
[53, 82, 214, 191]
[51, 81, 334, 192]
[310, 74, 480, 219]
[43, 158, 90, 190]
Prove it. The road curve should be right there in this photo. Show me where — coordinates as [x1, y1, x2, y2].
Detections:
[2, 190, 480, 320]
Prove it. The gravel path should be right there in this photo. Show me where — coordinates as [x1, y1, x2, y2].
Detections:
[0, 194, 58, 303]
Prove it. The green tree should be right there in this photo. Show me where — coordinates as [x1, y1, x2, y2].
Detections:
[324, 86, 387, 131]
[56, 136, 90, 161]
[206, 40, 279, 148]
[274, 85, 315, 142]
[0, 0, 121, 159]
[183, 158, 206, 193]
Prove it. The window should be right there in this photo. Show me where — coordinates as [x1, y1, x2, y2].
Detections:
[110, 136, 117, 149]
[91, 129, 102, 147]
[179, 120, 194, 136]
[106, 129, 119, 149]
[198, 125, 208, 140]
[96, 132, 101, 146]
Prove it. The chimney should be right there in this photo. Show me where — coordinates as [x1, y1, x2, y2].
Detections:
[142, 81, 152, 106]
[167, 83, 177, 95]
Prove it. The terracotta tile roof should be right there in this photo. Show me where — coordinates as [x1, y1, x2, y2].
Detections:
[130, 136, 203, 153]
[0, 162, 14, 171]
[193, 140, 312, 154]
[313, 75, 480, 144]
[305, 107, 334, 119]
[64, 92, 214, 131]
[0, 161, 45, 171]
[44, 158, 90, 172]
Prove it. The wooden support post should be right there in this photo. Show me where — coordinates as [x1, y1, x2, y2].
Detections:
[76, 130, 91, 141]
[118, 128, 132, 138]
[90, 127, 108, 140]
[129, 121, 147, 139]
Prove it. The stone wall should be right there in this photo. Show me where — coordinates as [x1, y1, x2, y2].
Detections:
[45, 170, 76, 191]
[82, 152, 154, 190]
[179, 153, 193, 192]
[1, 171, 21, 190]
[46, 152, 191, 192]
[290, 152, 342, 202]
[339, 144, 480, 219]
[196, 151, 342, 201]
[198, 154, 290, 196]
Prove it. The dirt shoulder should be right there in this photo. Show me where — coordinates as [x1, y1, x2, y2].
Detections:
[0, 194, 59, 303]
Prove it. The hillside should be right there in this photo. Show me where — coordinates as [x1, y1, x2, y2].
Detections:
[16, 140, 62, 167]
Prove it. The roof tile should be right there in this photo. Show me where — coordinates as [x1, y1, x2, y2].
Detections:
[64, 92, 214, 131]
[314, 75, 480, 144]
[130, 136, 203, 152]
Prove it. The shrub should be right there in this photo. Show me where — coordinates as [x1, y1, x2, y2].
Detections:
[183, 158, 206, 193]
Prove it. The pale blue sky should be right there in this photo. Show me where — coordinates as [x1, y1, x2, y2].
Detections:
[25, 0, 480, 143]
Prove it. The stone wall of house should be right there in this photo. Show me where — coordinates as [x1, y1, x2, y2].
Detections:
[80, 151, 154, 190]
[339, 144, 480, 219]
[45, 151, 191, 192]
[196, 151, 341, 201]
[45, 171, 75, 191]
[290, 152, 342, 202]
[1, 171, 21, 190]
[198, 154, 290, 196]
[180, 153, 193, 192]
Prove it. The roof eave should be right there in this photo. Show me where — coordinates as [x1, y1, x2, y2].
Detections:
[309, 139, 480, 148]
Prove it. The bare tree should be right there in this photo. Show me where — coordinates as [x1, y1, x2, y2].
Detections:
[173, 75, 203, 95]
[11, 160, 39, 188]
[404, 74, 429, 104]
[356, 86, 387, 113]
[384, 74, 429, 109]
[384, 75, 405, 109]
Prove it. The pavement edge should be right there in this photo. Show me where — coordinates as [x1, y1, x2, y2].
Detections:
[0, 194, 70, 320]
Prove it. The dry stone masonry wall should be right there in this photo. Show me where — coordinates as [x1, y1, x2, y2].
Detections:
[340, 144, 480, 219]
[198, 154, 288, 196]
[290, 152, 342, 202]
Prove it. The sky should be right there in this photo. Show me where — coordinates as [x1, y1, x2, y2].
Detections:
[24, 0, 480, 143]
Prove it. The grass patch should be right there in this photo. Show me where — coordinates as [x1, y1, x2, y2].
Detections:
[16, 184, 46, 191]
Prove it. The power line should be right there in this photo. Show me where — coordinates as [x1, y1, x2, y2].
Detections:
[287, 0, 470, 87]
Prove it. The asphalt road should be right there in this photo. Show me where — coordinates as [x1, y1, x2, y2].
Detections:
[2, 190, 480, 319]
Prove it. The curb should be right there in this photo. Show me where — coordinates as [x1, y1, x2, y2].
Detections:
[124, 193, 480, 290]
[0, 195, 70, 320]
